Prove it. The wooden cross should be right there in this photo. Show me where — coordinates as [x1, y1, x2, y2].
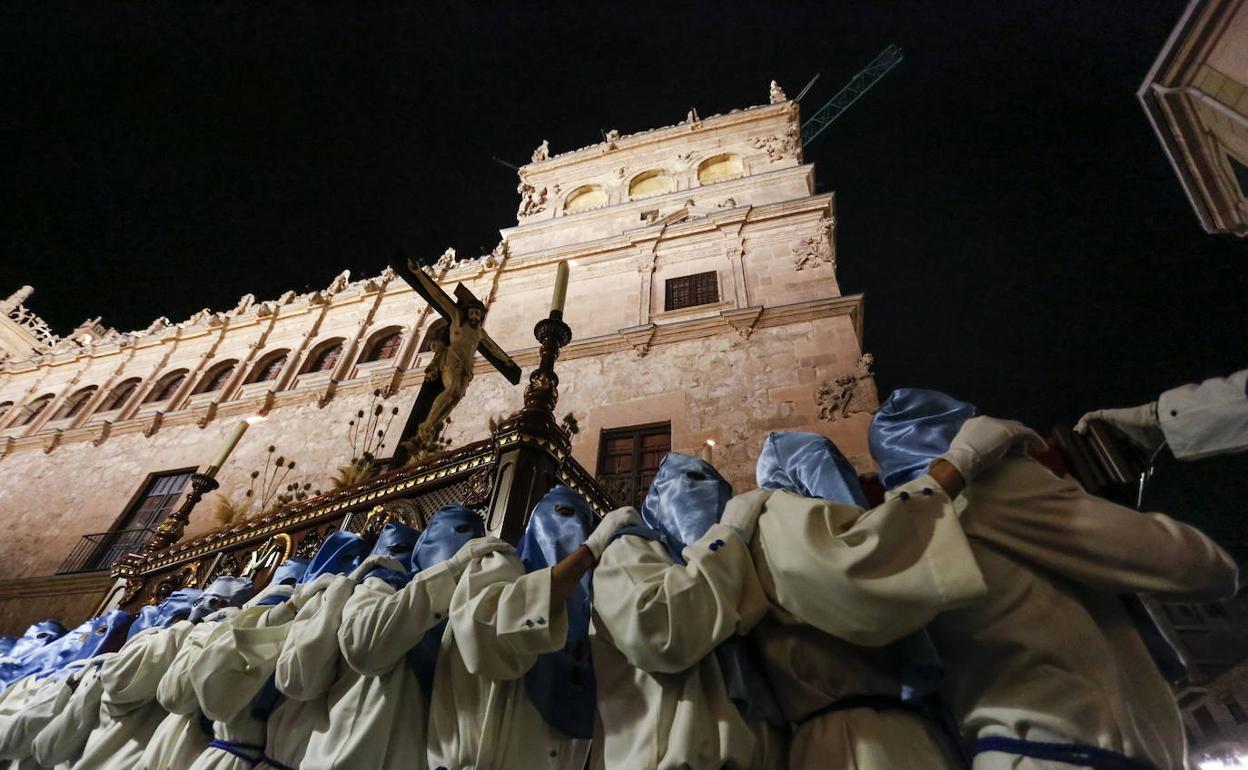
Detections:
[386, 251, 522, 469]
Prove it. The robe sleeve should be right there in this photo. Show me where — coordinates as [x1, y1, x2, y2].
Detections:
[158, 620, 226, 714]
[753, 477, 988, 647]
[0, 666, 82, 759]
[339, 561, 459, 676]
[961, 456, 1239, 601]
[592, 524, 768, 674]
[449, 550, 567, 681]
[275, 575, 354, 701]
[31, 659, 107, 767]
[102, 622, 194, 717]
[191, 603, 293, 722]
[1158, 368, 1248, 460]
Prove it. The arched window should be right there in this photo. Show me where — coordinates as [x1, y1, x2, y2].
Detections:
[100, 378, 141, 412]
[54, 386, 99, 420]
[144, 370, 187, 404]
[697, 154, 744, 185]
[629, 170, 673, 199]
[249, 351, 289, 384]
[17, 394, 54, 426]
[564, 185, 608, 214]
[195, 361, 237, 394]
[418, 319, 450, 354]
[362, 329, 403, 363]
[302, 339, 345, 374]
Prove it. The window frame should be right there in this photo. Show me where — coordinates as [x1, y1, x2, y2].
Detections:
[362, 328, 403, 363]
[143, 369, 188, 404]
[596, 421, 672, 509]
[248, 350, 290, 384]
[664, 271, 721, 312]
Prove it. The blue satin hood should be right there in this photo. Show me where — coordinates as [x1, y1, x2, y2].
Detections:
[756, 432, 868, 506]
[127, 588, 203, 639]
[255, 558, 312, 606]
[6, 610, 133, 684]
[297, 530, 368, 585]
[640, 452, 732, 565]
[189, 576, 254, 623]
[869, 388, 978, 489]
[517, 486, 597, 739]
[363, 521, 422, 588]
[5, 620, 67, 660]
[413, 505, 484, 569]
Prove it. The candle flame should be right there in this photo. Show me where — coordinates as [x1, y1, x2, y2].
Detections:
[705, 439, 716, 447]
[245, 415, 269, 425]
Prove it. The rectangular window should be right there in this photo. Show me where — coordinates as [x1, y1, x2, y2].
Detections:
[664, 271, 719, 311]
[59, 470, 194, 574]
[596, 422, 672, 509]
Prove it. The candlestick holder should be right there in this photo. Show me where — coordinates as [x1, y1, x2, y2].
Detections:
[522, 309, 572, 418]
[141, 472, 220, 555]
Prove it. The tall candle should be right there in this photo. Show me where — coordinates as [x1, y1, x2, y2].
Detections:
[700, 439, 715, 463]
[205, 416, 264, 477]
[550, 261, 570, 314]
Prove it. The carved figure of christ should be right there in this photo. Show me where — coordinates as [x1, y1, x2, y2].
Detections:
[387, 253, 522, 468]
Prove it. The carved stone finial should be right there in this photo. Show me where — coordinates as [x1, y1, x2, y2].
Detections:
[233, 293, 256, 315]
[143, 316, 172, 335]
[686, 107, 700, 124]
[531, 139, 550, 162]
[326, 270, 351, 294]
[769, 80, 787, 104]
[1, 286, 34, 312]
[604, 129, 620, 150]
[434, 248, 457, 271]
[278, 290, 298, 305]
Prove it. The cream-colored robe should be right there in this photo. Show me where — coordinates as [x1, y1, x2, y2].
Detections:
[427, 541, 590, 770]
[751, 475, 988, 770]
[70, 623, 198, 770]
[1158, 367, 1248, 460]
[0, 661, 90, 767]
[30, 656, 111, 768]
[142, 609, 242, 770]
[927, 456, 1240, 770]
[590, 523, 785, 770]
[283, 559, 459, 768]
[187, 595, 299, 770]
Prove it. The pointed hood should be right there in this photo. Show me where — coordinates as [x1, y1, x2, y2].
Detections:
[756, 432, 868, 506]
[869, 388, 978, 489]
[640, 452, 732, 564]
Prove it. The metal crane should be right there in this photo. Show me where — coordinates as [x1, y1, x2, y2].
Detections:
[800, 44, 903, 146]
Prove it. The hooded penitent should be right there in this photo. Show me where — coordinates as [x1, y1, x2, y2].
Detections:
[407, 504, 486, 696]
[254, 557, 313, 606]
[640, 452, 733, 565]
[516, 485, 597, 739]
[869, 388, 978, 489]
[361, 521, 422, 588]
[637, 452, 785, 726]
[757, 431, 869, 506]
[296, 530, 369, 586]
[3, 621, 67, 661]
[127, 588, 204, 640]
[761, 430, 947, 699]
[188, 576, 255, 623]
[4, 610, 134, 685]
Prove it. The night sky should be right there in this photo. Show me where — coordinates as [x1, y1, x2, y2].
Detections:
[2, 3, 1244, 546]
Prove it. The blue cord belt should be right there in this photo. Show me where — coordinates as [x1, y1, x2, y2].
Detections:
[207, 739, 264, 766]
[974, 736, 1159, 770]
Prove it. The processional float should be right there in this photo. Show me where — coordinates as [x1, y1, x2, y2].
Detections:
[108, 254, 608, 612]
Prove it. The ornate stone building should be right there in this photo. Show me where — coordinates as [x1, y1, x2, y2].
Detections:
[0, 95, 876, 630]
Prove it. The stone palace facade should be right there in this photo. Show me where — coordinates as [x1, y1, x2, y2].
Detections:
[0, 93, 876, 623]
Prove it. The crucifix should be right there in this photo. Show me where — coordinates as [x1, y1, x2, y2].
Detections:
[387, 251, 522, 469]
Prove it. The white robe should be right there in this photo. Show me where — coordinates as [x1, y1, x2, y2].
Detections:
[750, 475, 988, 770]
[1158, 367, 1248, 460]
[143, 609, 242, 770]
[30, 656, 110, 768]
[590, 523, 785, 770]
[0, 661, 90, 767]
[187, 596, 299, 770]
[296, 558, 459, 770]
[928, 456, 1240, 770]
[427, 541, 590, 770]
